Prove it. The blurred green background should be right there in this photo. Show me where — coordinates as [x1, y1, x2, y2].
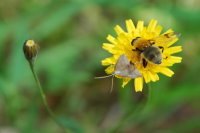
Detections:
[0, 0, 200, 133]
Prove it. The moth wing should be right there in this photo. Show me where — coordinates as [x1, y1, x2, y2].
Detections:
[127, 67, 142, 78]
[117, 67, 142, 78]
[114, 54, 130, 71]
[115, 54, 142, 78]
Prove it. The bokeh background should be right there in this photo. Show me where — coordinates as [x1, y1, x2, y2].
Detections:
[0, 0, 200, 133]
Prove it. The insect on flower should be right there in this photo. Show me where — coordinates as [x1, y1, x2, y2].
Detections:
[132, 32, 180, 68]
[99, 19, 182, 92]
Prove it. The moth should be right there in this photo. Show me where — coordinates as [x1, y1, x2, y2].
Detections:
[95, 54, 142, 92]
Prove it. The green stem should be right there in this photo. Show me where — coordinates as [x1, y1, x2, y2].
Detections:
[28, 61, 68, 133]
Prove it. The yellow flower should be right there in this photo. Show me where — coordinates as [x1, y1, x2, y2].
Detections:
[101, 19, 182, 92]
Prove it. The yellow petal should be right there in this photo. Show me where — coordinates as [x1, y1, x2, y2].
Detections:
[147, 19, 157, 32]
[102, 43, 115, 54]
[165, 46, 182, 55]
[154, 25, 163, 36]
[154, 73, 159, 81]
[105, 65, 114, 74]
[126, 19, 135, 33]
[114, 25, 125, 35]
[161, 61, 173, 66]
[159, 30, 179, 47]
[117, 33, 129, 45]
[162, 56, 182, 66]
[107, 35, 117, 44]
[163, 29, 173, 34]
[101, 57, 116, 66]
[143, 71, 151, 83]
[149, 72, 159, 82]
[167, 38, 178, 47]
[160, 67, 174, 77]
[136, 21, 144, 33]
[134, 77, 143, 92]
[122, 78, 131, 88]
[168, 56, 182, 63]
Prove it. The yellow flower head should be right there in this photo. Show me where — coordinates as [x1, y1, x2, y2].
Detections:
[101, 19, 182, 92]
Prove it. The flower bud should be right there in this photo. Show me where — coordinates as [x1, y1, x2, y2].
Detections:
[23, 40, 39, 61]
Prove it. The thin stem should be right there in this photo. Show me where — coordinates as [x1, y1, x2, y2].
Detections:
[28, 61, 68, 133]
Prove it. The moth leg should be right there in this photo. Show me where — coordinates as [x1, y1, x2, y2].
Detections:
[159, 46, 164, 52]
[142, 58, 148, 68]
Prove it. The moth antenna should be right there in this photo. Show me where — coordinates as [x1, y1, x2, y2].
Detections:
[109, 75, 114, 93]
[94, 74, 114, 79]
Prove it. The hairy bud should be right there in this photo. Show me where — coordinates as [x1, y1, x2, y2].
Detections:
[23, 40, 39, 61]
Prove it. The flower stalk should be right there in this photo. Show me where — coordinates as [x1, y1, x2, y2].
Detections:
[23, 40, 69, 133]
